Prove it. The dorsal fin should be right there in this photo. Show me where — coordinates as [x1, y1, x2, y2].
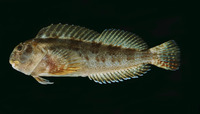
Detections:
[35, 24, 100, 42]
[95, 29, 148, 50]
[88, 64, 151, 84]
[35, 24, 148, 50]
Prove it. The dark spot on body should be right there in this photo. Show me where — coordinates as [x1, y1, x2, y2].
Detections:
[117, 59, 121, 63]
[78, 53, 82, 57]
[111, 57, 116, 63]
[85, 55, 89, 61]
[127, 56, 133, 60]
[106, 45, 122, 55]
[96, 56, 99, 62]
[72, 47, 80, 51]
[101, 56, 105, 63]
[91, 49, 99, 54]
[90, 42, 101, 53]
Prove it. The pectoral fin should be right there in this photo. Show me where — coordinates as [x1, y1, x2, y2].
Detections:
[48, 48, 82, 76]
[33, 76, 54, 85]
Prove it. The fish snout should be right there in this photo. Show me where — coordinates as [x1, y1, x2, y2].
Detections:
[9, 60, 20, 69]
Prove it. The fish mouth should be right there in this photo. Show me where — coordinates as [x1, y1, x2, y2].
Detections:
[9, 60, 19, 70]
[9, 60, 30, 75]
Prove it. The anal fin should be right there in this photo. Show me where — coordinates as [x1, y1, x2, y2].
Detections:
[88, 64, 151, 84]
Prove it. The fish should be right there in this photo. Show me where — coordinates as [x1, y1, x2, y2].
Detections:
[9, 24, 180, 85]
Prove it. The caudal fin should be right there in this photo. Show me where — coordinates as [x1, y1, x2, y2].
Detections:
[149, 40, 180, 71]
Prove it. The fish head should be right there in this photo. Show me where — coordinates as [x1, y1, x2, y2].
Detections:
[9, 40, 46, 75]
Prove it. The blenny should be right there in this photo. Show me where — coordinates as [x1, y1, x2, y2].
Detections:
[9, 24, 180, 85]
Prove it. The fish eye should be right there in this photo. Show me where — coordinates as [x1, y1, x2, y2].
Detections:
[17, 45, 23, 51]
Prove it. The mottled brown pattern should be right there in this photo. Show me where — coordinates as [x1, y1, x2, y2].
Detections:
[117, 58, 122, 63]
[78, 53, 82, 57]
[90, 42, 101, 54]
[127, 56, 133, 61]
[85, 55, 89, 61]
[123, 49, 136, 55]
[9, 24, 180, 85]
[106, 45, 122, 55]
[100, 56, 106, 63]
[96, 56, 100, 62]
[111, 57, 116, 63]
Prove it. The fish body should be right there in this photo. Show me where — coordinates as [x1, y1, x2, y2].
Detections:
[9, 24, 180, 84]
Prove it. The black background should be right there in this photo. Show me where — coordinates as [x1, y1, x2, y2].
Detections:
[0, 1, 194, 114]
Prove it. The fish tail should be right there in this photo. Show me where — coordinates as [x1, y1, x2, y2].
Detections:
[149, 40, 180, 71]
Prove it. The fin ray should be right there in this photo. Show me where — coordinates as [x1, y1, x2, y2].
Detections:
[35, 24, 100, 43]
[33, 76, 54, 85]
[36, 24, 147, 50]
[150, 40, 180, 71]
[95, 29, 148, 50]
[88, 64, 151, 84]
[47, 48, 82, 75]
